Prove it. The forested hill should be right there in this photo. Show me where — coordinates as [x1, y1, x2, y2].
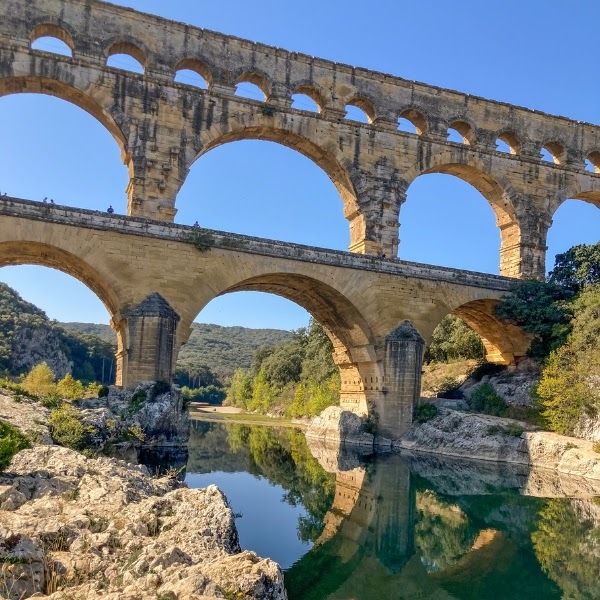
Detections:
[61, 321, 293, 384]
[0, 283, 114, 382]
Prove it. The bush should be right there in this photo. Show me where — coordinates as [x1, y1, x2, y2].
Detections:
[468, 383, 508, 416]
[128, 390, 147, 414]
[97, 385, 109, 398]
[414, 403, 439, 423]
[48, 404, 95, 451]
[0, 420, 30, 470]
[56, 373, 85, 400]
[593, 442, 600, 454]
[21, 362, 55, 397]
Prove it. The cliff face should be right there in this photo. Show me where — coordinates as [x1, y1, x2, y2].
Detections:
[10, 325, 72, 378]
[0, 283, 114, 382]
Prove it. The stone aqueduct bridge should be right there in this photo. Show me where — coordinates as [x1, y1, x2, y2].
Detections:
[3, 0, 600, 280]
[2, 0, 598, 435]
[0, 197, 528, 437]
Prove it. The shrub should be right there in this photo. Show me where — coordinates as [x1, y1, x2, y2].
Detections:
[21, 362, 55, 397]
[468, 383, 507, 416]
[505, 423, 524, 437]
[414, 403, 439, 424]
[40, 391, 62, 409]
[593, 442, 600, 454]
[126, 425, 145, 443]
[97, 385, 109, 398]
[48, 404, 95, 451]
[56, 373, 85, 400]
[0, 420, 30, 470]
[128, 390, 147, 414]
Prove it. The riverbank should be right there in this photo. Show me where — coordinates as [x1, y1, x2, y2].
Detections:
[306, 406, 600, 481]
[0, 391, 287, 599]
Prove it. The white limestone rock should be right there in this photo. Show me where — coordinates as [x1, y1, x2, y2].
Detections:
[0, 446, 287, 600]
[306, 406, 374, 448]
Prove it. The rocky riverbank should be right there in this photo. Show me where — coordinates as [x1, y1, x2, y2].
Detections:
[0, 390, 287, 599]
[307, 406, 600, 481]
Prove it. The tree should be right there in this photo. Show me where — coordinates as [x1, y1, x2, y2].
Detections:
[226, 368, 253, 409]
[548, 241, 600, 292]
[426, 316, 485, 363]
[494, 280, 573, 359]
[535, 284, 600, 434]
[21, 362, 55, 397]
[56, 373, 86, 400]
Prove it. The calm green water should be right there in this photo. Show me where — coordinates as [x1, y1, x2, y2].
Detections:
[182, 420, 600, 600]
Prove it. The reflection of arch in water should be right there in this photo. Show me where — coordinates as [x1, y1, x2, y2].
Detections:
[288, 445, 570, 599]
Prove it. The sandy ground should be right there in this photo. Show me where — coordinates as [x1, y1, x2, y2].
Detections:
[190, 403, 243, 414]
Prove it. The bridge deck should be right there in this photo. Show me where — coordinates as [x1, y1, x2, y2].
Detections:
[0, 196, 513, 293]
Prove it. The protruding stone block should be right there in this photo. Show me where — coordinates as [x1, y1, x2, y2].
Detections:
[379, 321, 424, 439]
[124, 293, 180, 387]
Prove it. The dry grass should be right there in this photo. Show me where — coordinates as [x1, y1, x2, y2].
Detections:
[421, 359, 478, 397]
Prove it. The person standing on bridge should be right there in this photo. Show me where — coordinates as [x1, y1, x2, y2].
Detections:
[107, 205, 114, 214]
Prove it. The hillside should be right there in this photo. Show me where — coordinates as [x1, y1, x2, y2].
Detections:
[61, 321, 293, 384]
[0, 283, 114, 383]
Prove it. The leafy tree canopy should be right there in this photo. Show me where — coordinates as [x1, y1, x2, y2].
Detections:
[548, 241, 600, 292]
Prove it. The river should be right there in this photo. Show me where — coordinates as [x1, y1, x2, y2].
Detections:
[176, 419, 600, 599]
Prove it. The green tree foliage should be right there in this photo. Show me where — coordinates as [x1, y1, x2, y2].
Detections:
[547, 241, 600, 292]
[494, 280, 573, 359]
[532, 498, 600, 599]
[0, 419, 30, 471]
[181, 384, 226, 404]
[426, 315, 485, 363]
[48, 404, 95, 450]
[226, 369, 254, 409]
[226, 320, 340, 417]
[56, 373, 86, 400]
[468, 383, 508, 416]
[535, 284, 600, 435]
[21, 362, 55, 397]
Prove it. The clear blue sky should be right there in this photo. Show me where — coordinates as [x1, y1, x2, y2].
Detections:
[1, 0, 599, 329]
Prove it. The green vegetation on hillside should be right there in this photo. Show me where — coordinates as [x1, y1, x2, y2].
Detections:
[495, 242, 600, 435]
[226, 319, 340, 417]
[62, 320, 292, 390]
[0, 419, 30, 471]
[0, 283, 114, 383]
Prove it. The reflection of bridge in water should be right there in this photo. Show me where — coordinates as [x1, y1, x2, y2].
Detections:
[286, 440, 600, 600]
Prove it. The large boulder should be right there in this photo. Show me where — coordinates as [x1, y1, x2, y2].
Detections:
[306, 406, 374, 448]
[0, 445, 287, 599]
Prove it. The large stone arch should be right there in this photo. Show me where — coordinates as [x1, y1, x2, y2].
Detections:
[427, 298, 531, 365]
[0, 240, 128, 384]
[184, 272, 379, 415]
[0, 76, 134, 196]
[187, 121, 363, 251]
[402, 152, 524, 277]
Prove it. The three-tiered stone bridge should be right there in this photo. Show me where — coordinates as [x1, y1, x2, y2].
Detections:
[1, 0, 599, 436]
